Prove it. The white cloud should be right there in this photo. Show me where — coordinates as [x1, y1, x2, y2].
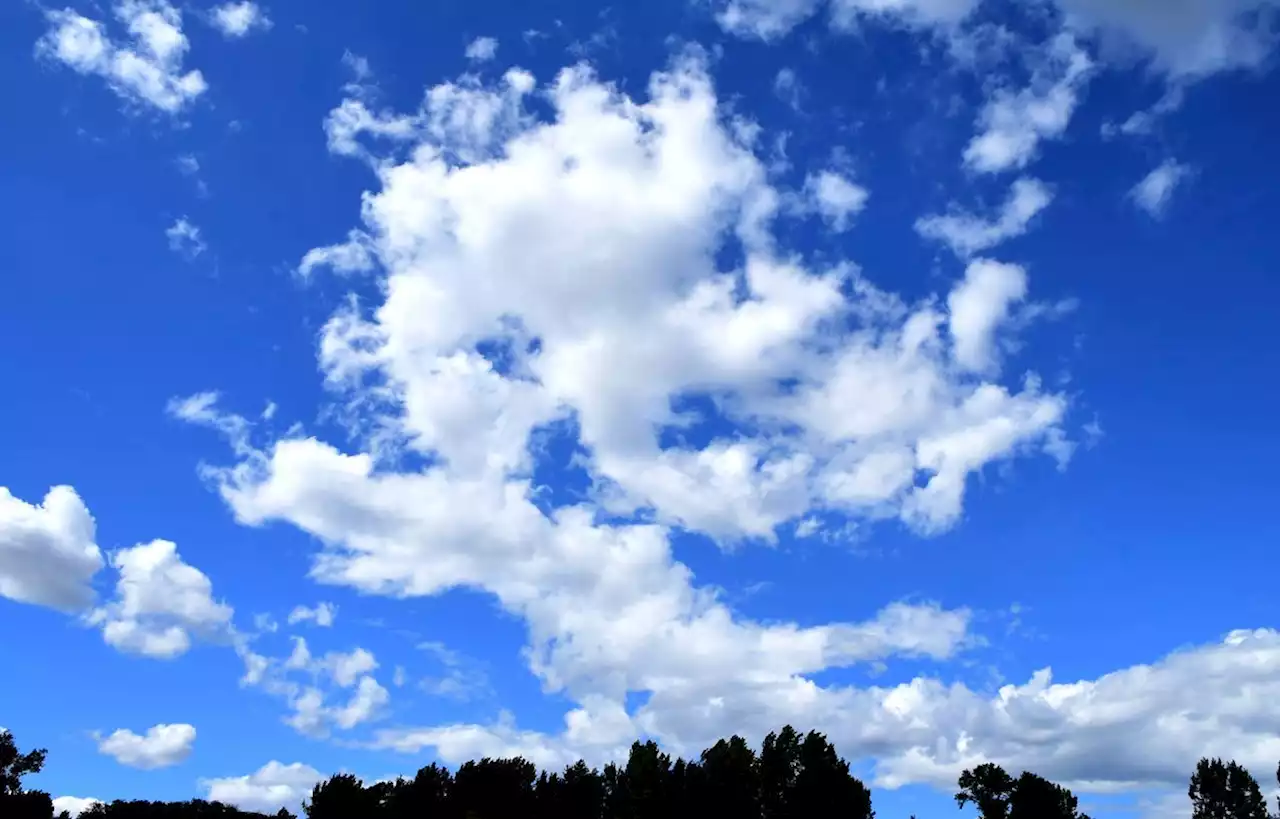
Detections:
[1130, 159, 1192, 219]
[201, 761, 323, 814]
[184, 52, 1078, 780]
[1056, 0, 1278, 77]
[946, 258, 1028, 374]
[298, 229, 376, 278]
[35, 1, 207, 114]
[175, 154, 200, 175]
[964, 33, 1094, 174]
[209, 2, 272, 38]
[318, 646, 378, 687]
[712, 0, 1278, 81]
[52, 797, 101, 817]
[465, 36, 499, 62]
[96, 723, 196, 769]
[0, 486, 103, 612]
[716, 0, 978, 39]
[87, 539, 234, 658]
[917, 177, 1053, 257]
[802, 170, 869, 231]
[166, 217, 206, 259]
[286, 601, 337, 627]
[773, 67, 803, 110]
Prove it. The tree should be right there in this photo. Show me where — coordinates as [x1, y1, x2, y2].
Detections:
[304, 773, 380, 819]
[1008, 771, 1089, 819]
[956, 763, 1015, 819]
[1189, 758, 1271, 819]
[759, 726, 802, 819]
[791, 730, 874, 819]
[0, 730, 48, 796]
[699, 736, 761, 819]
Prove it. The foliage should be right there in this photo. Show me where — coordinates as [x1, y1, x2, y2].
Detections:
[7, 725, 1280, 818]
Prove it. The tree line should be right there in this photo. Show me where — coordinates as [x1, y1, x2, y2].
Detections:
[3, 727, 1278, 818]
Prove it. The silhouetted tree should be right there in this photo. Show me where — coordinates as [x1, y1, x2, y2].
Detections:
[700, 736, 761, 819]
[305, 773, 380, 819]
[451, 757, 536, 818]
[760, 726, 802, 819]
[792, 730, 873, 819]
[1189, 757, 1271, 819]
[957, 764, 1088, 819]
[956, 763, 1015, 819]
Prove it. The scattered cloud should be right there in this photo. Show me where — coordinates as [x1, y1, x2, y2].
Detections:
[1055, 0, 1279, 78]
[52, 797, 101, 817]
[773, 67, 803, 110]
[917, 177, 1053, 257]
[802, 170, 869, 231]
[1130, 159, 1192, 219]
[465, 36, 499, 62]
[35, 0, 207, 114]
[964, 33, 1094, 174]
[0, 486, 104, 613]
[166, 217, 206, 259]
[96, 723, 196, 769]
[287, 601, 337, 627]
[201, 761, 323, 814]
[86, 539, 234, 659]
[208, 2, 272, 38]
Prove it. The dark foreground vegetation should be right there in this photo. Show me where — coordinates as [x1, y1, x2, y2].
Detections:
[4, 727, 1278, 818]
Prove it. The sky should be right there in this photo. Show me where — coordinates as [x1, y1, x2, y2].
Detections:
[1, 0, 1278, 817]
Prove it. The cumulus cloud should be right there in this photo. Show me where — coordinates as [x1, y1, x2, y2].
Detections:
[166, 217, 206, 259]
[208, 2, 272, 38]
[235, 637, 390, 737]
[87, 539, 233, 658]
[35, 0, 207, 114]
[201, 761, 324, 814]
[1130, 159, 1192, 219]
[175, 51, 1086, 783]
[0, 486, 103, 612]
[802, 170, 869, 231]
[287, 601, 337, 627]
[52, 797, 101, 817]
[96, 723, 196, 769]
[917, 177, 1053, 257]
[964, 33, 1093, 174]
[465, 36, 498, 62]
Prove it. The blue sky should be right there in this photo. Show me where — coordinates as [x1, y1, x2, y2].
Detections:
[1, 0, 1278, 817]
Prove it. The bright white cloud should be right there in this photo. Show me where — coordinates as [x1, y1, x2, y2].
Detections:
[1130, 159, 1191, 219]
[209, 1, 272, 38]
[917, 177, 1053, 257]
[35, 1, 207, 114]
[802, 170, 869, 231]
[946, 258, 1028, 374]
[287, 601, 337, 627]
[166, 217, 206, 259]
[964, 33, 1093, 174]
[0, 486, 103, 612]
[52, 797, 101, 817]
[96, 723, 196, 769]
[465, 36, 499, 62]
[87, 539, 233, 658]
[201, 761, 323, 814]
[176, 51, 1088, 786]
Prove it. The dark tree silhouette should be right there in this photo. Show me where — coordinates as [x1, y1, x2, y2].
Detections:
[759, 726, 802, 819]
[1189, 757, 1271, 819]
[957, 763, 1088, 819]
